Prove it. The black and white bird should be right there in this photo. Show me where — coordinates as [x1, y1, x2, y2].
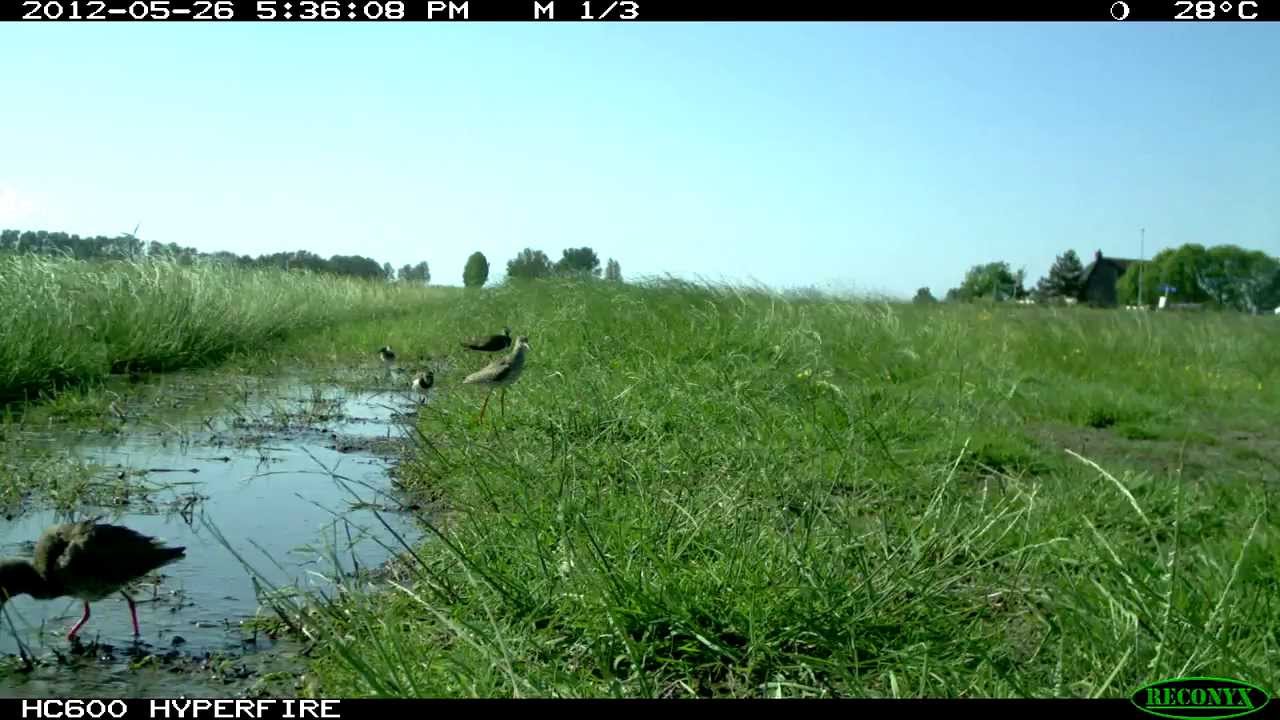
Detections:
[411, 370, 434, 403]
[460, 327, 512, 353]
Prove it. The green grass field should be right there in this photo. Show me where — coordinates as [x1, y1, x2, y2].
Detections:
[1, 257, 1275, 698]
[286, 279, 1279, 698]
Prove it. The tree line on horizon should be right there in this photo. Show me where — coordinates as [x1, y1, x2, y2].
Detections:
[0, 228, 399, 281]
[913, 244, 1280, 315]
[9, 226, 1272, 313]
[0, 228, 624, 289]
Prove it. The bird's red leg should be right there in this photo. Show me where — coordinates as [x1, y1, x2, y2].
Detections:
[67, 601, 90, 641]
[122, 592, 140, 636]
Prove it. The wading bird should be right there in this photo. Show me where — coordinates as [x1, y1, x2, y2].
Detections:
[411, 370, 434, 403]
[0, 520, 186, 641]
[460, 327, 512, 353]
[462, 335, 530, 422]
[378, 346, 397, 367]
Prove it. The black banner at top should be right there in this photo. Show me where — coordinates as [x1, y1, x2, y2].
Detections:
[2, 0, 1275, 21]
[3, 698, 1143, 720]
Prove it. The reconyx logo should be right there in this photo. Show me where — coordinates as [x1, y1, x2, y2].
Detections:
[1131, 677, 1271, 720]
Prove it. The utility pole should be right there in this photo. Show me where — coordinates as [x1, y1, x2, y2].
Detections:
[1138, 227, 1145, 307]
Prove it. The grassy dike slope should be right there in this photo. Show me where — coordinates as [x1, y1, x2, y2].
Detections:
[0, 254, 452, 404]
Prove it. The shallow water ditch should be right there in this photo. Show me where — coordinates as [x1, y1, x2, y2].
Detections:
[0, 369, 432, 697]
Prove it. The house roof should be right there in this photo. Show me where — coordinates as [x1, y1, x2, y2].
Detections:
[1081, 251, 1139, 285]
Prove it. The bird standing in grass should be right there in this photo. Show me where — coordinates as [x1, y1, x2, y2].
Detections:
[411, 370, 434, 403]
[463, 335, 530, 422]
[460, 327, 512, 353]
[378, 346, 397, 367]
[0, 520, 186, 641]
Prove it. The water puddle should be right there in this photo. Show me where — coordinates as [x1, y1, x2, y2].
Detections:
[0, 370, 430, 697]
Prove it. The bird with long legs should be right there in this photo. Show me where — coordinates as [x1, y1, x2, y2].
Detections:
[462, 335, 530, 422]
[0, 520, 186, 641]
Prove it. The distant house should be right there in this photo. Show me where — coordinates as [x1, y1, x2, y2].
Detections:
[1078, 250, 1137, 307]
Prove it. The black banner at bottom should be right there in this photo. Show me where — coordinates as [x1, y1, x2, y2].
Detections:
[4, 698, 1152, 719]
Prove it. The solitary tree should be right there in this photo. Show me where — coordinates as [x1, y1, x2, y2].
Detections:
[1118, 244, 1202, 306]
[1013, 268, 1029, 299]
[555, 246, 602, 277]
[1034, 249, 1085, 302]
[951, 261, 1024, 302]
[912, 287, 938, 304]
[399, 261, 430, 283]
[463, 252, 490, 288]
[506, 248, 554, 281]
[1195, 245, 1280, 314]
[605, 258, 622, 282]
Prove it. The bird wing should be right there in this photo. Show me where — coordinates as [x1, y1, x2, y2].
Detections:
[32, 525, 72, 579]
[464, 357, 512, 384]
[462, 334, 510, 352]
[48, 523, 183, 597]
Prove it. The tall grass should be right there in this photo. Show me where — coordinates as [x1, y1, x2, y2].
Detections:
[0, 254, 450, 403]
[292, 279, 1277, 698]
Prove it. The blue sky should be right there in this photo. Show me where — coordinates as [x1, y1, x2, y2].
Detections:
[1, 23, 1276, 297]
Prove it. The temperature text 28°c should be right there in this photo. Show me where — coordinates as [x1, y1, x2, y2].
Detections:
[1174, 0, 1261, 19]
